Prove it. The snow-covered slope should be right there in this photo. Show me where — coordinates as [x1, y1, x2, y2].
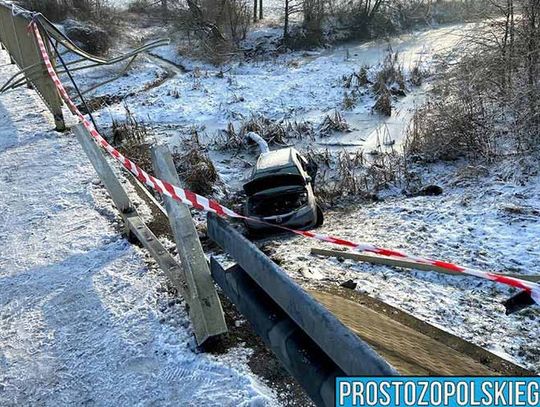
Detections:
[270, 160, 540, 372]
[0, 50, 275, 406]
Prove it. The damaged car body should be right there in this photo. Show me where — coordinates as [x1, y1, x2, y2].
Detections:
[243, 148, 323, 233]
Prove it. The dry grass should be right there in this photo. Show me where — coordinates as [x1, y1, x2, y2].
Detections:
[111, 106, 147, 146]
[173, 131, 223, 197]
[342, 65, 371, 89]
[404, 99, 496, 162]
[409, 59, 426, 87]
[341, 49, 407, 116]
[215, 115, 316, 151]
[372, 89, 392, 116]
[319, 110, 350, 135]
[64, 19, 112, 55]
[20, 1, 117, 38]
[111, 107, 154, 175]
[373, 49, 406, 96]
[216, 112, 351, 152]
[305, 146, 415, 205]
[342, 91, 358, 110]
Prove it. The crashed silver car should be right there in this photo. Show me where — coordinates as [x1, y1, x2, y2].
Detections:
[243, 148, 323, 233]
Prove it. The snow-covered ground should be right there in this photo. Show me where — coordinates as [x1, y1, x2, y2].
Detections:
[271, 159, 540, 372]
[69, 19, 540, 373]
[2, 14, 538, 407]
[104, 23, 471, 133]
[0, 50, 276, 406]
[73, 23, 477, 194]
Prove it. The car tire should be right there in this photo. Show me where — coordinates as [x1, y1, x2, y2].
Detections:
[315, 205, 324, 228]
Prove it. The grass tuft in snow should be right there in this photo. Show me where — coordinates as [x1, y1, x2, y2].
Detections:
[215, 114, 316, 151]
[111, 106, 155, 174]
[173, 131, 224, 197]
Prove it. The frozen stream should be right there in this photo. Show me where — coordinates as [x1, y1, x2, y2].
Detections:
[293, 23, 476, 153]
[96, 23, 478, 149]
[83, 22, 481, 191]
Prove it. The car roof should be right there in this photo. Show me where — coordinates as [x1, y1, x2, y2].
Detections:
[256, 148, 297, 171]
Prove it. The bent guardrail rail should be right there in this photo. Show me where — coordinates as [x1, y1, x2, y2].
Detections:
[0, 1, 169, 129]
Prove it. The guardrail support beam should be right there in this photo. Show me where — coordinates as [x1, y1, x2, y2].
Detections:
[152, 145, 227, 345]
[74, 124, 208, 344]
[210, 258, 341, 407]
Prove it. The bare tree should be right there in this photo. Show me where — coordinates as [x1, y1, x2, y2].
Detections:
[283, 0, 302, 42]
[253, 0, 263, 21]
[303, 0, 325, 43]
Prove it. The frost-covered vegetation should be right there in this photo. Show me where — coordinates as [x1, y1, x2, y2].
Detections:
[18, 0, 112, 21]
[3, 3, 540, 403]
[406, 0, 540, 161]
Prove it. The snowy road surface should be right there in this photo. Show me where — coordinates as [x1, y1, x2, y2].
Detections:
[0, 51, 275, 405]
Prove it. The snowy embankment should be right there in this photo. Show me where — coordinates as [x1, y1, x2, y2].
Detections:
[271, 160, 540, 372]
[78, 23, 478, 194]
[0, 50, 275, 406]
[70, 19, 539, 374]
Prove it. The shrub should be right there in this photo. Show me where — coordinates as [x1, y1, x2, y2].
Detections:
[216, 115, 316, 151]
[405, 0, 540, 161]
[64, 19, 111, 55]
[111, 107, 154, 174]
[18, 0, 112, 22]
[173, 133, 221, 196]
[373, 89, 392, 116]
[319, 110, 350, 134]
[18, 0, 68, 21]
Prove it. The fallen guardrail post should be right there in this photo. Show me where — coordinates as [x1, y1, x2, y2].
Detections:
[151, 145, 227, 344]
[73, 124, 132, 213]
[74, 123, 223, 345]
[207, 214, 397, 405]
[311, 247, 540, 283]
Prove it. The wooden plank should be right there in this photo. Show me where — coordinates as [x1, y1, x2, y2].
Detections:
[73, 124, 131, 213]
[124, 212, 188, 294]
[74, 124, 206, 339]
[151, 145, 227, 344]
[311, 247, 540, 283]
[311, 291, 499, 376]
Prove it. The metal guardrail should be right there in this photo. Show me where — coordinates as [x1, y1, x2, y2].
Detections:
[2, 4, 397, 403]
[0, 1, 65, 130]
[0, 1, 170, 130]
[208, 214, 398, 406]
[210, 259, 343, 407]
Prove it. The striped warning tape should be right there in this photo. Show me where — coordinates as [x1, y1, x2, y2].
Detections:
[30, 21, 540, 306]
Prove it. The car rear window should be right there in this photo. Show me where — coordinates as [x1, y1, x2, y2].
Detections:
[244, 174, 306, 195]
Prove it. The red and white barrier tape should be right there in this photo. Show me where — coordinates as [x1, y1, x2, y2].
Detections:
[31, 22, 540, 305]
